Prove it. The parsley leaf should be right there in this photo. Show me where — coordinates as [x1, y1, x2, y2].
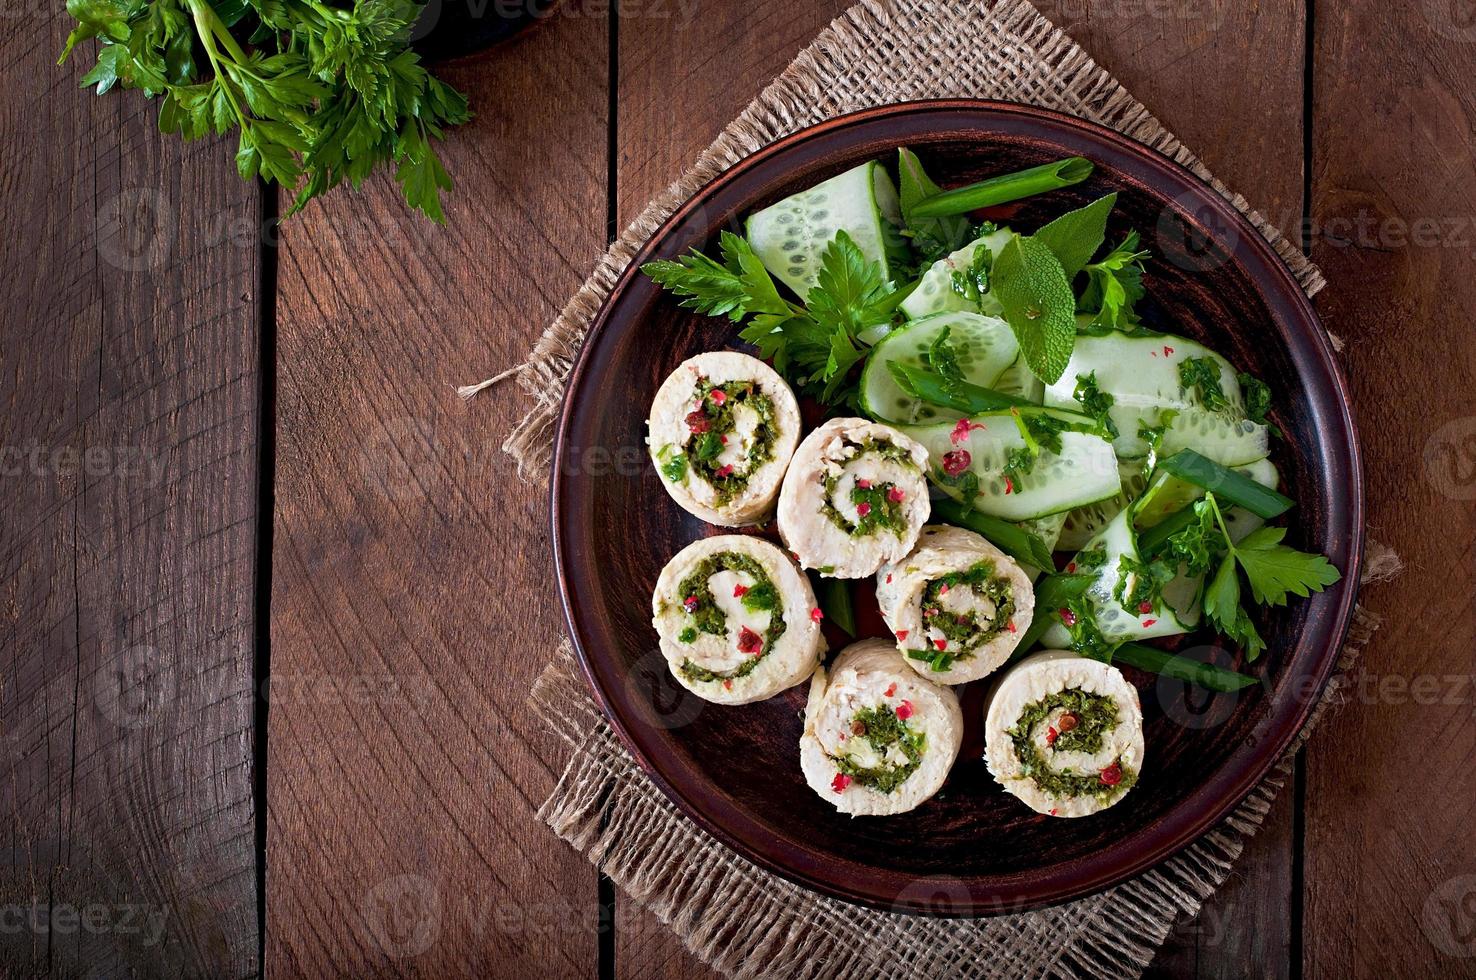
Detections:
[1178, 356, 1231, 412]
[1078, 232, 1149, 329]
[1233, 526, 1343, 604]
[1072, 371, 1119, 438]
[1239, 371, 1273, 425]
[991, 234, 1078, 384]
[644, 231, 796, 329]
[925, 325, 966, 391]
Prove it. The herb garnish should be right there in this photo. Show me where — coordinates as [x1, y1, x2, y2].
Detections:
[1072, 371, 1120, 438]
[832, 705, 925, 794]
[1178, 356, 1231, 412]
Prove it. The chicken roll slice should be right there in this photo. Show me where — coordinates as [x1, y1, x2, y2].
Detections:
[799, 638, 963, 816]
[876, 525, 1035, 685]
[777, 418, 931, 578]
[984, 650, 1145, 817]
[647, 351, 802, 526]
[652, 535, 825, 705]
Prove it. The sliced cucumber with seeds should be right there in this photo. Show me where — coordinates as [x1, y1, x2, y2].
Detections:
[899, 226, 1014, 320]
[746, 161, 903, 298]
[1044, 333, 1268, 464]
[859, 311, 1020, 424]
[993, 354, 1045, 403]
[900, 413, 1121, 522]
[1057, 460, 1150, 551]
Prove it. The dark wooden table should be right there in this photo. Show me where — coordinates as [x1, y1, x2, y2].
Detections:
[4, 0, 1474, 976]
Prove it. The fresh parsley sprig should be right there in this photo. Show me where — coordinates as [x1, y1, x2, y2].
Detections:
[1162, 493, 1342, 660]
[642, 230, 910, 407]
[61, 0, 471, 221]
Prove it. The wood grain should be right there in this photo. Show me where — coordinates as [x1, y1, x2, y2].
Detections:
[1304, 4, 1476, 977]
[0, 5, 261, 978]
[263, 4, 610, 975]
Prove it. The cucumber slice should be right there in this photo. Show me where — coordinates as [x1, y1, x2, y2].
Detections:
[1056, 460, 1149, 551]
[746, 161, 903, 298]
[900, 414, 1122, 521]
[859, 312, 1020, 424]
[1042, 510, 1198, 648]
[899, 227, 1014, 320]
[1044, 333, 1269, 464]
[993, 354, 1045, 403]
[1132, 458, 1280, 530]
[1015, 510, 1068, 579]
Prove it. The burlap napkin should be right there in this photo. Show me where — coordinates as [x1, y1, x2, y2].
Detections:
[499, 1, 1399, 975]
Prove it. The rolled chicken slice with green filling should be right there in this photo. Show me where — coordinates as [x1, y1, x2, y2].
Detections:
[651, 535, 825, 705]
[799, 638, 963, 816]
[984, 650, 1145, 817]
[777, 418, 931, 578]
[876, 525, 1035, 685]
[647, 351, 803, 526]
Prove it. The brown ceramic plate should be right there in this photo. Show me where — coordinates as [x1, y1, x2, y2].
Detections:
[551, 101, 1363, 916]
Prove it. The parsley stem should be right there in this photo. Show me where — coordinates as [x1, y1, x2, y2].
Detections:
[186, 0, 249, 125]
[911, 158, 1095, 219]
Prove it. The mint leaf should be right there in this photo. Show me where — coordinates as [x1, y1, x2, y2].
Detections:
[992, 234, 1078, 384]
[1232, 526, 1342, 604]
[1034, 192, 1117, 279]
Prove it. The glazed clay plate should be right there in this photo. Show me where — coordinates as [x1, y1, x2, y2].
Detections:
[552, 101, 1363, 915]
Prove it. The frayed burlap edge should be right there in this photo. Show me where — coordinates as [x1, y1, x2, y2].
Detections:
[528, 545, 1400, 980]
[500, 0, 1327, 481]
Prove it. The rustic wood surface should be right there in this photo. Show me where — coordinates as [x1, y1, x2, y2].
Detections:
[6, 0, 1474, 977]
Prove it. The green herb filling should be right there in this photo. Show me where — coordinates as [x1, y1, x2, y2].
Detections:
[831, 705, 926, 794]
[1007, 687, 1137, 800]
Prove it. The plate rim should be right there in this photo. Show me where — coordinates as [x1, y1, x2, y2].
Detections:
[549, 98, 1365, 917]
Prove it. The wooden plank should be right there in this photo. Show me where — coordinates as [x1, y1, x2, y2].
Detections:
[263, 6, 610, 976]
[614, 2, 851, 972]
[0, 5, 261, 977]
[1303, 6, 1476, 977]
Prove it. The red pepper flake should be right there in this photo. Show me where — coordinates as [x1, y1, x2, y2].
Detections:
[1138, 601, 1153, 614]
[809, 607, 823, 623]
[941, 449, 972, 477]
[1142, 618, 1158, 627]
[1059, 607, 1077, 627]
[1046, 726, 1058, 746]
[856, 502, 873, 518]
[1003, 475, 1015, 495]
[1066, 562, 1077, 573]
[683, 595, 699, 612]
[714, 464, 735, 479]
[1164, 345, 1175, 356]
[1006, 620, 1017, 634]
[733, 584, 750, 598]
[723, 679, 733, 691]
[1150, 349, 1159, 357]
[1058, 713, 1079, 733]
[895, 700, 915, 721]
[887, 486, 905, 503]
[939, 584, 950, 595]
[884, 683, 896, 698]
[933, 638, 948, 651]
[831, 772, 852, 794]
[896, 629, 909, 641]
[1100, 763, 1123, 786]
[1049, 808, 1059, 816]
[709, 389, 727, 405]
[925, 607, 939, 618]
[720, 435, 728, 445]
[857, 478, 872, 490]
[737, 627, 763, 654]
[885, 574, 893, 584]
[684, 409, 710, 433]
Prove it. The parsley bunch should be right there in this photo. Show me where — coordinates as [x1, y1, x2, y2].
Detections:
[61, 0, 470, 221]
[641, 231, 911, 407]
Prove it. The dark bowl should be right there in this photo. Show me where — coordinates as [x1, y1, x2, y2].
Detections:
[550, 101, 1363, 916]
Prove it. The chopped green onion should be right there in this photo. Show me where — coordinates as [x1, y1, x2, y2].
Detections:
[910, 158, 1095, 219]
[1136, 503, 1199, 557]
[1012, 571, 1095, 653]
[1108, 642, 1258, 693]
[1158, 450, 1294, 519]
[932, 499, 1055, 572]
[813, 576, 855, 637]
[888, 362, 1034, 414]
